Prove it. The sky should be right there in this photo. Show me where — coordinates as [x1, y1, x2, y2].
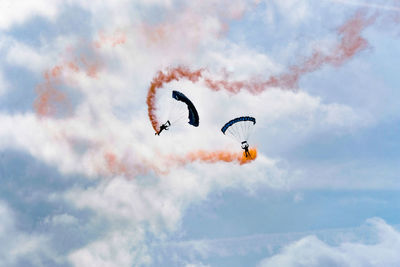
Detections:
[0, 0, 400, 266]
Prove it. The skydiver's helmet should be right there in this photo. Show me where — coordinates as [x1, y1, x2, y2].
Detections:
[241, 141, 249, 150]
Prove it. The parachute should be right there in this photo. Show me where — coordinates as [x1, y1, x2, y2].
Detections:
[156, 90, 199, 135]
[221, 116, 256, 157]
[172, 90, 199, 127]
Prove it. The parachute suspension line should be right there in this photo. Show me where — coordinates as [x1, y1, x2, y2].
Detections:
[236, 121, 243, 142]
[246, 121, 251, 140]
[169, 99, 187, 125]
[244, 120, 251, 141]
[172, 102, 186, 122]
[227, 128, 236, 142]
[230, 124, 237, 141]
[233, 123, 242, 142]
[171, 114, 186, 125]
[228, 126, 238, 142]
[235, 123, 242, 142]
[239, 122, 245, 141]
[248, 120, 255, 140]
[240, 120, 245, 141]
[166, 99, 175, 123]
[242, 121, 247, 141]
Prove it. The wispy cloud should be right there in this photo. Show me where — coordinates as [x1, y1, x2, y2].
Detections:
[328, 0, 400, 12]
[258, 218, 400, 267]
[153, 218, 400, 264]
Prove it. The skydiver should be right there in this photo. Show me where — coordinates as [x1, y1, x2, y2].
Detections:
[241, 141, 250, 158]
[155, 120, 171, 136]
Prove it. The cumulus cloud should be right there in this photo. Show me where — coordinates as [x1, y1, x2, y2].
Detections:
[327, 0, 400, 12]
[258, 218, 400, 267]
[68, 229, 151, 267]
[0, 0, 62, 30]
[0, 201, 53, 266]
[265, 0, 312, 25]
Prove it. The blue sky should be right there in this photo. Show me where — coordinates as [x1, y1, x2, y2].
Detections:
[1, 0, 400, 266]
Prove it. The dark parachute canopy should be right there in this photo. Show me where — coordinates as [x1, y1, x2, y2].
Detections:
[172, 90, 199, 127]
[221, 116, 256, 143]
[155, 90, 200, 135]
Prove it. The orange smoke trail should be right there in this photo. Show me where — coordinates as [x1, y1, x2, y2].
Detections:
[146, 12, 374, 127]
[146, 66, 204, 132]
[97, 147, 257, 178]
[94, 30, 126, 48]
[34, 30, 122, 117]
[170, 148, 257, 167]
[205, 11, 375, 92]
[34, 65, 71, 117]
[33, 57, 97, 117]
[104, 152, 129, 176]
[102, 151, 155, 178]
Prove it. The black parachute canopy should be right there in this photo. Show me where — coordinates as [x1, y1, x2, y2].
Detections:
[172, 90, 200, 127]
[221, 116, 256, 134]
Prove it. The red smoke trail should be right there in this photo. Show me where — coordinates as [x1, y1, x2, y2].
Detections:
[146, 66, 204, 132]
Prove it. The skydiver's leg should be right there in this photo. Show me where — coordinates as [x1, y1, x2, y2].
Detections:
[245, 147, 250, 157]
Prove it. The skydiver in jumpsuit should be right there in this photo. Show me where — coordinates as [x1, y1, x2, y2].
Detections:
[241, 141, 250, 158]
[155, 120, 171, 135]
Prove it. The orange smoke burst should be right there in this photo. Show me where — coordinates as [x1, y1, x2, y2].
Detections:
[146, 66, 204, 132]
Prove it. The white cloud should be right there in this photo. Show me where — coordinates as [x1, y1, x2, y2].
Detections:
[327, 0, 400, 12]
[258, 218, 400, 267]
[0, 0, 63, 30]
[6, 40, 51, 73]
[0, 201, 53, 266]
[68, 230, 151, 267]
[262, 0, 312, 26]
